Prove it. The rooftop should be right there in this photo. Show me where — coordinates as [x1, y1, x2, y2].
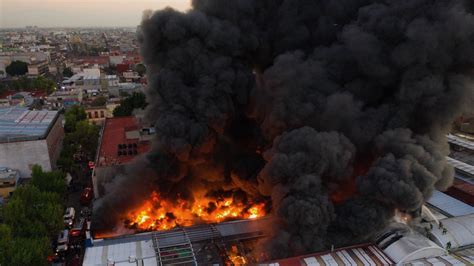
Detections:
[0, 107, 59, 143]
[446, 157, 474, 178]
[84, 218, 270, 266]
[447, 134, 474, 151]
[426, 190, 474, 217]
[264, 244, 393, 266]
[446, 178, 474, 206]
[96, 117, 151, 167]
[0, 167, 19, 180]
[428, 214, 474, 250]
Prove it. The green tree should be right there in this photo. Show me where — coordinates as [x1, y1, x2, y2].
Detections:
[30, 165, 67, 197]
[0, 224, 12, 265]
[62, 67, 73, 77]
[57, 144, 77, 172]
[3, 185, 63, 238]
[6, 60, 28, 76]
[67, 121, 100, 160]
[134, 63, 146, 77]
[64, 105, 87, 133]
[31, 76, 56, 94]
[9, 237, 51, 266]
[91, 95, 107, 107]
[113, 92, 148, 117]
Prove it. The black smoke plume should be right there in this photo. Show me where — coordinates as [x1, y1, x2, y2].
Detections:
[94, 0, 474, 258]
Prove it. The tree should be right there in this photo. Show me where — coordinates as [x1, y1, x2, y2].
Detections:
[113, 92, 148, 117]
[62, 67, 73, 77]
[64, 105, 87, 133]
[91, 96, 107, 107]
[31, 76, 56, 94]
[134, 63, 147, 77]
[6, 60, 28, 76]
[5, 75, 56, 94]
[3, 185, 63, 238]
[0, 224, 12, 265]
[30, 165, 67, 197]
[6, 236, 51, 266]
[57, 145, 77, 172]
[67, 121, 100, 160]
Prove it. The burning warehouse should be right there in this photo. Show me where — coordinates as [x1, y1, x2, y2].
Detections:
[92, 0, 474, 263]
[84, 219, 270, 265]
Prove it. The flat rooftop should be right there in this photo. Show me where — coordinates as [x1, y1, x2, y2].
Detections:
[0, 107, 59, 143]
[97, 117, 151, 167]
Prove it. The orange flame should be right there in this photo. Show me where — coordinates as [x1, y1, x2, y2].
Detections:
[126, 191, 266, 231]
[228, 254, 247, 265]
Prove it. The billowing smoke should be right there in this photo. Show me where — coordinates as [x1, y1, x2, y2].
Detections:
[94, 0, 474, 259]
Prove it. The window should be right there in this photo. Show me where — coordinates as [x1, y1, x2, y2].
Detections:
[88, 112, 92, 119]
[100, 110, 105, 118]
[94, 111, 99, 118]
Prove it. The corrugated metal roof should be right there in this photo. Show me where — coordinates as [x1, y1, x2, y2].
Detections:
[85, 219, 269, 265]
[446, 157, 474, 177]
[426, 190, 474, 217]
[83, 239, 158, 266]
[429, 214, 474, 250]
[405, 253, 474, 266]
[447, 134, 474, 151]
[263, 244, 393, 266]
[0, 107, 58, 142]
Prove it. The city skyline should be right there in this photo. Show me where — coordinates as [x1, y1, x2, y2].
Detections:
[0, 0, 191, 28]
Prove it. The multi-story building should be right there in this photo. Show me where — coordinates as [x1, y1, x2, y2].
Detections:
[28, 60, 49, 76]
[46, 89, 83, 109]
[85, 106, 112, 125]
[92, 116, 153, 197]
[0, 107, 64, 177]
[122, 70, 140, 82]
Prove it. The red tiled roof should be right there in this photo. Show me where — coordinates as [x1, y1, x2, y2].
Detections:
[97, 117, 151, 167]
[72, 56, 109, 65]
[0, 90, 18, 99]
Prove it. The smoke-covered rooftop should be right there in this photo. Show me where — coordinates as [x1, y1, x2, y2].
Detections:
[94, 0, 474, 259]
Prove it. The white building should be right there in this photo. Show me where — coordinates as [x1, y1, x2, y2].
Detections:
[109, 55, 124, 66]
[0, 107, 64, 177]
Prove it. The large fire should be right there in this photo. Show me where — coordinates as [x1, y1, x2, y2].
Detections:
[126, 191, 267, 231]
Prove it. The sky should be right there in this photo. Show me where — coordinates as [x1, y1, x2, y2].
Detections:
[0, 0, 191, 28]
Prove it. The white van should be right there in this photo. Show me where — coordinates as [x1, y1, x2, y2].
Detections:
[63, 207, 75, 227]
[57, 229, 69, 245]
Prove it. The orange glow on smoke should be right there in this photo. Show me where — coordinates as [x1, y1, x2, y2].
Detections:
[126, 191, 266, 231]
[330, 156, 376, 205]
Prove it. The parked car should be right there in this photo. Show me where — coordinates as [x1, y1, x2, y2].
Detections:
[70, 218, 86, 243]
[57, 229, 69, 245]
[63, 207, 75, 227]
[55, 229, 69, 256]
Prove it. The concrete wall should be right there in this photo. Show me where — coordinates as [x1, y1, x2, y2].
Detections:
[46, 115, 64, 169]
[0, 139, 52, 177]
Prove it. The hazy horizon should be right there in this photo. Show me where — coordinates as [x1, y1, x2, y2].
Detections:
[0, 0, 191, 28]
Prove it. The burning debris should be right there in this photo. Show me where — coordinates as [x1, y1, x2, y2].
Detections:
[94, 0, 474, 259]
[125, 191, 266, 231]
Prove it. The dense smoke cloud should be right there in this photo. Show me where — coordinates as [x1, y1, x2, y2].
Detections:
[94, 0, 474, 258]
